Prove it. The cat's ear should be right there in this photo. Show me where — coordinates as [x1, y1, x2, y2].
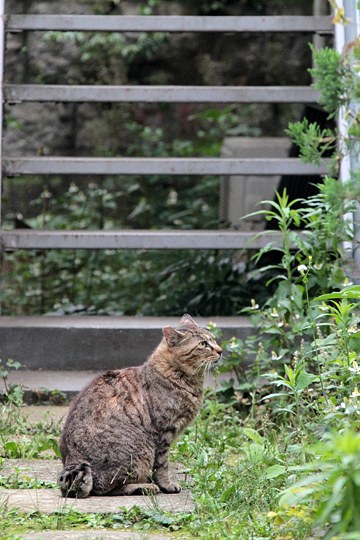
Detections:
[163, 326, 186, 347]
[180, 314, 198, 328]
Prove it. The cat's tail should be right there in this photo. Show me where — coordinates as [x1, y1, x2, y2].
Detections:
[59, 462, 93, 498]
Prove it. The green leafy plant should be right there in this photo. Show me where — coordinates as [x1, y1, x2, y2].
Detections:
[265, 362, 318, 430]
[309, 44, 348, 116]
[288, 42, 360, 166]
[286, 118, 335, 164]
[0, 470, 57, 489]
[0, 359, 24, 406]
[0, 435, 61, 459]
[280, 431, 360, 539]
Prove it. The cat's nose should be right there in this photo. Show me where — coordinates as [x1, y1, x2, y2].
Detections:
[216, 347, 223, 356]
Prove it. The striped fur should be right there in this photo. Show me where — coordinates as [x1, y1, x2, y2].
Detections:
[59, 314, 222, 497]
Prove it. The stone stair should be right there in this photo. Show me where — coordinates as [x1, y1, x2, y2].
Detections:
[0, 315, 252, 400]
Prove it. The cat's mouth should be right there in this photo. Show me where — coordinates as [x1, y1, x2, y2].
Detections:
[197, 354, 223, 372]
[209, 354, 223, 366]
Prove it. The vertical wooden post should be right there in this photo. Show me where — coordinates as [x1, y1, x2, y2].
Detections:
[335, 0, 360, 266]
[0, 0, 5, 308]
[313, 0, 329, 52]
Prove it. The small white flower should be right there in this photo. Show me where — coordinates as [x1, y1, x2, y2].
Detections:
[297, 264, 308, 275]
[250, 299, 259, 310]
[335, 400, 353, 415]
[69, 183, 79, 193]
[41, 188, 52, 199]
[167, 189, 178, 206]
[336, 402, 347, 410]
[349, 361, 360, 374]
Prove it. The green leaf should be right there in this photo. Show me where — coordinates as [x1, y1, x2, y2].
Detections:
[261, 392, 289, 401]
[276, 407, 296, 415]
[295, 372, 318, 392]
[265, 465, 287, 479]
[242, 428, 264, 444]
[3, 441, 21, 458]
[50, 438, 62, 459]
[284, 364, 295, 382]
[353, 470, 360, 487]
[315, 286, 360, 302]
[279, 485, 322, 507]
[7, 359, 22, 370]
[317, 476, 346, 525]
[274, 380, 294, 390]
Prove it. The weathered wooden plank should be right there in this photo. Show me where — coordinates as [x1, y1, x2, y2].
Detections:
[4, 84, 320, 103]
[1, 229, 289, 250]
[3, 157, 330, 176]
[6, 15, 333, 33]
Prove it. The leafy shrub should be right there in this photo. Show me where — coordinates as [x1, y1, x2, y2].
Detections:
[280, 431, 360, 539]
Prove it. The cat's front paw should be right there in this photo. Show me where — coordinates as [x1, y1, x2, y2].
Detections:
[158, 481, 181, 494]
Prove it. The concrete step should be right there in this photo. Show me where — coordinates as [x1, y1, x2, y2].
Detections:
[1, 371, 102, 403]
[0, 315, 252, 371]
[0, 369, 232, 403]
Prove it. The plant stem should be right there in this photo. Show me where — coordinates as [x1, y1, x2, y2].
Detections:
[304, 278, 329, 408]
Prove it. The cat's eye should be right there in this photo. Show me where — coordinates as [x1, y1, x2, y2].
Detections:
[198, 341, 208, 348]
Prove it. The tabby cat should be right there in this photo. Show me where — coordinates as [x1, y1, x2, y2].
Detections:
[59, 314, 222, 497]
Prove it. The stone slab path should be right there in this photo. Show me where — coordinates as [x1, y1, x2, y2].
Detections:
[0, 459, 194, 514]
[22, 532, 171, 540]
[1, 487, 194, 514]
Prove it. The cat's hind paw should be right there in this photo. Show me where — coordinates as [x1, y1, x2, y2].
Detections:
[59, 462, 93, 498]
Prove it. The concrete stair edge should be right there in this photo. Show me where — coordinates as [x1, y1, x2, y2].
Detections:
[1, 369, 233, 404]
[0, 315, 253, 371]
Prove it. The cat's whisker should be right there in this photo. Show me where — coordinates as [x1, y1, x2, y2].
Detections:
[194, 363, 204, 375]
[197, 358, 210, 374]
[206, 361, 214, 375]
